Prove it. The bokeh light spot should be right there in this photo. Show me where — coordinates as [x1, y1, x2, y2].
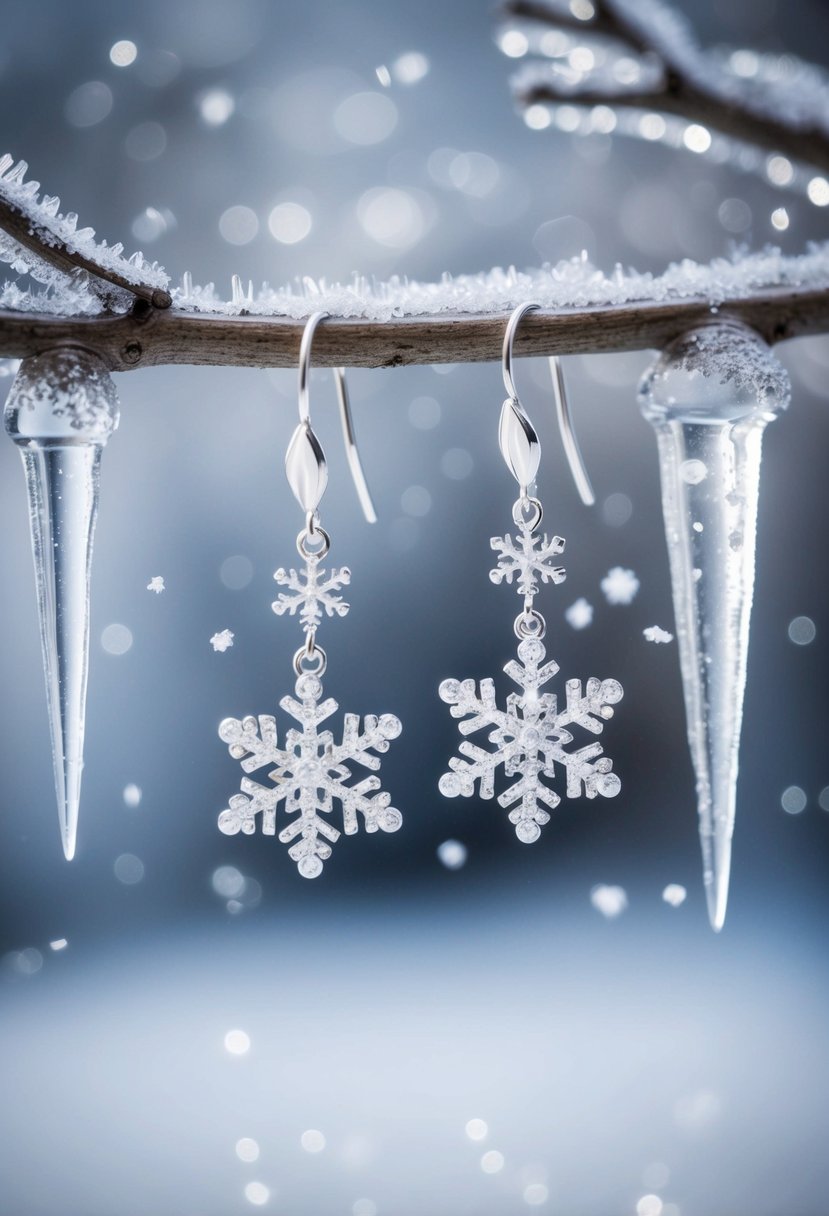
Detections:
[65, 81, 113, 127]
[440, 448, 474, 480]
[244, 1181, 269, 1206]
[357, 187, 426, 249]
[788, 615, 816, 645]
[123, 783, 142, 808]
[408, 395, 441, 429]
[220, 555, 254, 590]
[524, 1183, 549, 1205]
[301, 1128, 326, 1153]
[125, 121, 167, 161]
[781, 785, 807, 815]
[109, 40, 137, 67]
[334, 92, 398, 145]
[114, 853, 145, 885]
[219, 205, 259, 245]
[199, 88, 235, 126]
[268, 202, 312, 245]
[224, 1028, 251, 1055]
[102, 623, 133, 655]
[401, 485, 432, 517]
[437, 839, 467, 870]
[236, 1137, 259, 1163]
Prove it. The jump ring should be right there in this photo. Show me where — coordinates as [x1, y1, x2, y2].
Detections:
[512, 496, 543, 531]
[293, 643, 327, 677]
[514, 608, 546, 640]
[297, 525, 331, 560]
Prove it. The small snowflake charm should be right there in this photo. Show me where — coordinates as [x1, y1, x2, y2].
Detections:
[490, 524, 566, 597]
[272, 557, 351, 632]
[439, 637, 622, 842]
[217, 672, 403, 877]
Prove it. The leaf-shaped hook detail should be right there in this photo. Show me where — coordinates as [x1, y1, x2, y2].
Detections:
[498, 397, 540, 490]
[285, 421, 328, 513]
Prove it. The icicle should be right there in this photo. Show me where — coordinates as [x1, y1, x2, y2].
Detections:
[638, 322, 790, 930]
[4, 349, 119, 860]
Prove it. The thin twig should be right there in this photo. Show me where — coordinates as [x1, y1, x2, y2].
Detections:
[0, 195, 172, 310]
[0, 283, 826, 372]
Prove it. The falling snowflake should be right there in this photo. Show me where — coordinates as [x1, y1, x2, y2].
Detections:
[210, 629, 234, 652]
[662, 883, 687, 907]
[601, 566, 640, 605]
[590, 884, 628, 918]
[643, 625, 673, 644]
[146, 575, 165, 594]
[272, 557, 351, 632]
[489, 522, 565, 597]
[438, 637, 622, 842]
[565, 597, 594, 630]
[217, 672, 403, 877]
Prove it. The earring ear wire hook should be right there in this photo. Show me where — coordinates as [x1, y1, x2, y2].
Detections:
[502, 302, 595, 507]
[297, 310, 377, 523]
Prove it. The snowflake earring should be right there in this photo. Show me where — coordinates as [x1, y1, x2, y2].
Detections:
[438, 302, 623, 843]
[216, 312, 404, 876]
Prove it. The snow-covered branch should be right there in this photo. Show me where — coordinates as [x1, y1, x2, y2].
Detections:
[502, 0, 829, 177]
[0, 255, 827, 370]
[0, 156, 172, 310]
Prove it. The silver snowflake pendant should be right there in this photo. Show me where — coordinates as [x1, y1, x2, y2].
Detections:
[272, 556, 351, 632]
[490, 520, 566, 596]
[438, 636, 622, 842]
[217, 671, 403, 877]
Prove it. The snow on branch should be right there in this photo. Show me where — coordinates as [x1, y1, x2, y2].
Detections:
[0, 245, 827, 370]
[0, 155, 172, 311]
[501, 0, 829, 181]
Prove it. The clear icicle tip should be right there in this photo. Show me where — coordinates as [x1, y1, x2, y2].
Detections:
[639, 323, 789, 931]
[4, 348, 119, 860]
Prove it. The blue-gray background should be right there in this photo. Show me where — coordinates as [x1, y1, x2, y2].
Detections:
[0, 2, 828, 1214]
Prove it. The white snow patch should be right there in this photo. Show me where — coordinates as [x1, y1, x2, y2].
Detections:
[168, 244, 829, 321]
[210, 629, 234, 652]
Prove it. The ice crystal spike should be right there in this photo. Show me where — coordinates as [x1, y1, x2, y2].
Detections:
[4, 349, 119, 859]
[639, 323, 789, 931]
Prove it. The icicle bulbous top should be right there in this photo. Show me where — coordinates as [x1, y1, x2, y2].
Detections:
[4, 347, 120, 444]
[638, 322, 791, 425]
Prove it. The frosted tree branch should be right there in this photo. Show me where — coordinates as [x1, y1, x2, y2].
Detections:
[503, 0, 829, 175]
[0, 255, 827, 370]
[0, 156, 172, 310]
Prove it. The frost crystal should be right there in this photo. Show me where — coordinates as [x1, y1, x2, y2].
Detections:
[643, 625, 673, 644]
[217, 673, 402, 877]
[168, 245, 829, 322]
[601, 566, 640, 605]
[272, 558, 351, 632]
[439, 637, 622, 842]
[489, 524, 565, 597]
[147, 576, 165, 594]
[210, 629, 234, 652]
